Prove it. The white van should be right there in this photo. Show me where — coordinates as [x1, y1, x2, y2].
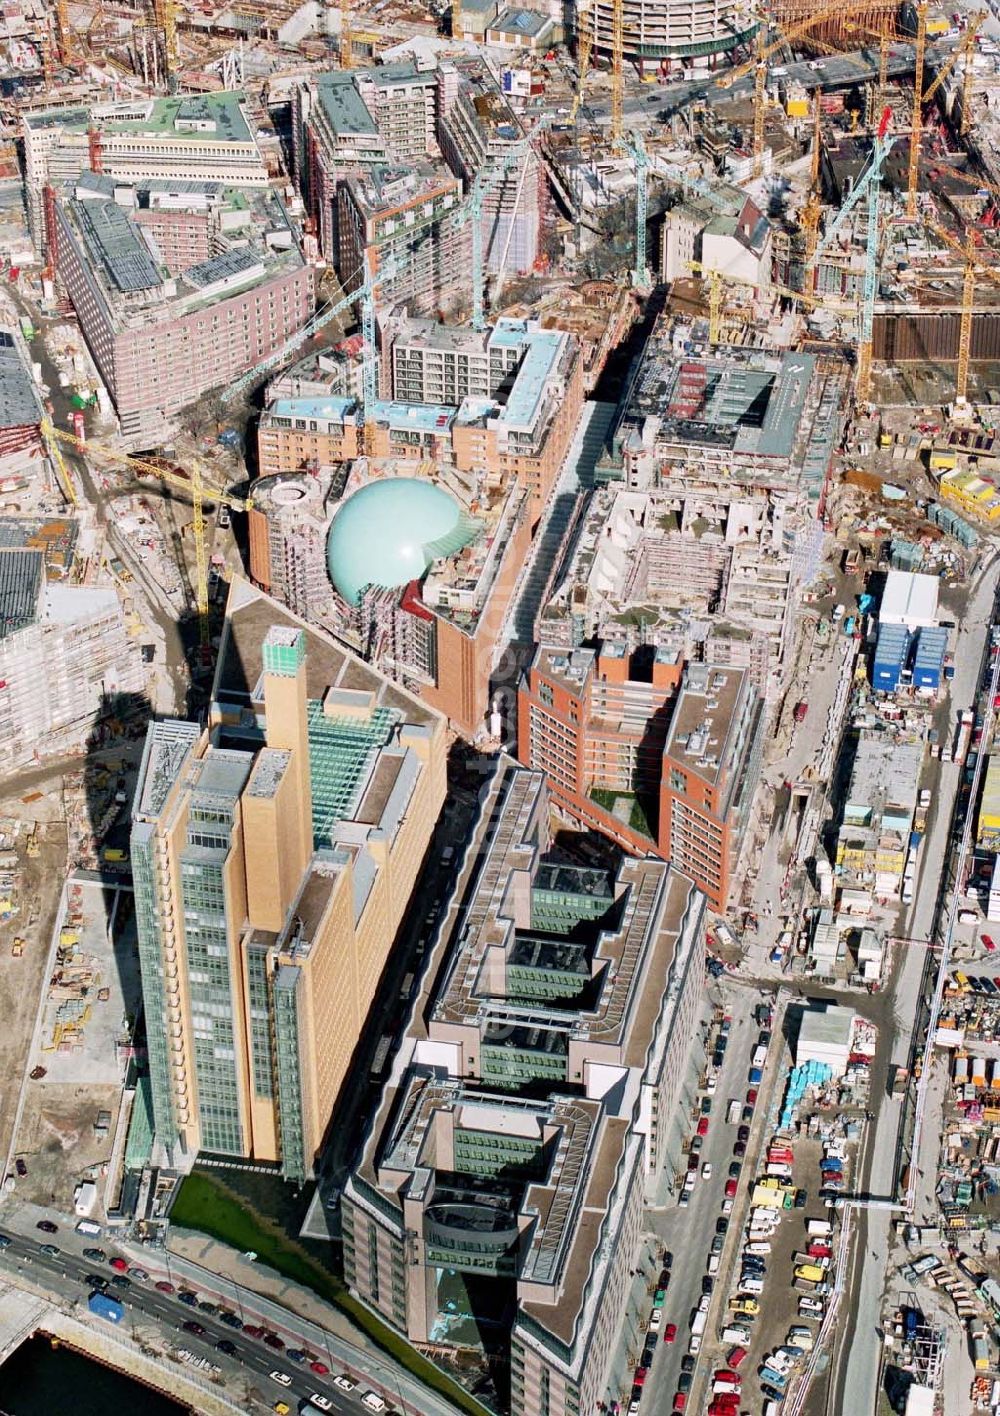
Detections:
[745, 1241, 772, 1255]
[362, 1396, 386, 1414]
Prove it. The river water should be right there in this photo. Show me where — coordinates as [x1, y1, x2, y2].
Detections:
[0, 1336, 187, 1414]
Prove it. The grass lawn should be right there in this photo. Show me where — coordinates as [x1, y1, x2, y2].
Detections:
[170, 1170, 491, 1416]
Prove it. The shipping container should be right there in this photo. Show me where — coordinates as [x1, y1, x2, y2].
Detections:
[872, 623, 910, 692]
[88, 1291, 124, 1324]
[913, 625, 948, 690]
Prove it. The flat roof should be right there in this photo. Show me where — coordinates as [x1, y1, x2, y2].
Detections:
[268, 396, 358, 422]
[316, 72, 380, 138]
[496, 328, 564, 430]
[880, 569, 940, 627]
[27, 92, 255, 145]
[0, 331, 41, 429]
[0, 547, 43, 639]
[71, 199, 162, 294]
[664, 664, 746, 788]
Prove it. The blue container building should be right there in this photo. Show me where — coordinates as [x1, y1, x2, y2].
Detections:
[872, 623, 910, 692]
[913, 625, 948, 690]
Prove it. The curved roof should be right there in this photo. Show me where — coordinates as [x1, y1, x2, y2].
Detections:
[327, 477, 474, 606]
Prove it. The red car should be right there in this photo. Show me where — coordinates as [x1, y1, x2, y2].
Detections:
[242, 1324, 265, 1340]
[634, 1369, 647, 1387]
[663, 1323, 677, 1343]
[310, 1361, 330, 1375]
[672, 1396, 687, 1414]
[696, 1116, 710, 1137]
[983, 935, 997, 951]
[727, 1346, 747, 1368]
[724, 1178, 738, 1198]
[109, 1257, 129, 1272]
[746, 1087, 758, 1105]
[263, 1332, 285, 1350]
[154, 1280, 175, 1294]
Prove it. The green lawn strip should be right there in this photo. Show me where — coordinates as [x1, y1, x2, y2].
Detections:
[170, 1172, 489, 1416]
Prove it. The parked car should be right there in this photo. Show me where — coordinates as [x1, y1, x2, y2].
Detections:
[725, 1179, 738, 1198]
[35, 1220, 57, 1234]
[109, 1257, 129, 1273]
[663, 1323, 677, 1343]
[182, 1321, 206, 1337]
[155, 1280, 175, 1294]
[83, 1247, 107, 1263]
[39, 1244, 59, 1257]
[737, 1125, 750, 1143]
[215, 1339, 238, 1356]
[733, 1141, 746, 1157]
[746, 1088, 758, 1105]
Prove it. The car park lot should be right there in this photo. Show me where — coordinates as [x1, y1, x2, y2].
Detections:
[641, 992, 777, 1416]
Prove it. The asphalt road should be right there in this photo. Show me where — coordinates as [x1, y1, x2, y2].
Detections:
[641, 989, 764, 1416]
[0, 1223, 381, 1416]
[828, 553, 1000, 1416]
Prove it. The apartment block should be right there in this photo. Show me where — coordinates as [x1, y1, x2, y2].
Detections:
[23, 92, 269, 244]
[386, 316, 523, 405]
[247, 468, 341, 622]
[293, 56, 543, 301]
[0, 547, 144, 772]
[342, 764, 706, 1416]
[131, 584, 446, 1178]
[51, 174, 313, 436]
[658, 663, 766, 911]
[257, 317, 583, 525]
[336, 163, 467, 311]
[518, 641, 764, 910]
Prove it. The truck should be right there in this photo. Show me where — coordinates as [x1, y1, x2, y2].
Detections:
[726, 1099, 742, 1125]
[971, 1329, 990, 1371]
[75, 1219, 102, 1237]
[793, 701, 808, 724]
[691, 1309, 708, 1338]
[806, 1219, 833, 1238]
[88, 1290, 124, 1324]
[955, 708, 974, 765]
[370, 1034, 393, 1079]
[751, 1044, 768, 1070]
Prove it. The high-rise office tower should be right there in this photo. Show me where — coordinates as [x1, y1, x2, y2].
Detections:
[131, 586, 447, 1179]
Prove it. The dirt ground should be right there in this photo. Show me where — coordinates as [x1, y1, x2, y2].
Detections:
[14, 1080, 122, 1210]
[0, 787, 68, 1179]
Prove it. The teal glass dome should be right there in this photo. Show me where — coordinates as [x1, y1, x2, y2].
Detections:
[327, 477, 475, 606]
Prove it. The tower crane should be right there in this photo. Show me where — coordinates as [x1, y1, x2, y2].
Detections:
[55, 0, 73, 65]
[799, 91, 823, 273]
[611, 0, 624, 148]
[810, 105, 894, 266]
[341, 0, 353, 69]
[153, 0, 178, 78]
[571, 0, 594, 124]
[811, 106, 894, 402]
[42, 420, 246, 646]
[906, 1, 928, 217]
[624, 131, 650, 289]
[923, 216, 1000, 402]
[921, 12, 983, 105]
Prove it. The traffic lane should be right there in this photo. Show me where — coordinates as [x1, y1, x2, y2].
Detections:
[0, 1239, 361, 1416]
[4, 1211, 345, 1366]
[647, 998, 761, 1409]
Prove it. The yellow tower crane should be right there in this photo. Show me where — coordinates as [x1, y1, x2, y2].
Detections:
[571, 0, 594, 123]
[799, 90, 823, 271]
[611, 0, 624, 148]
[923, 216, 1000, 403]
[55, 0, 72, 64]
[906, 1, 928, 217]
[341, 0, 353, 68]
[452, 0, 462, 38]
[151, 0, 178, 77]
[42, 423, 248, 646]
